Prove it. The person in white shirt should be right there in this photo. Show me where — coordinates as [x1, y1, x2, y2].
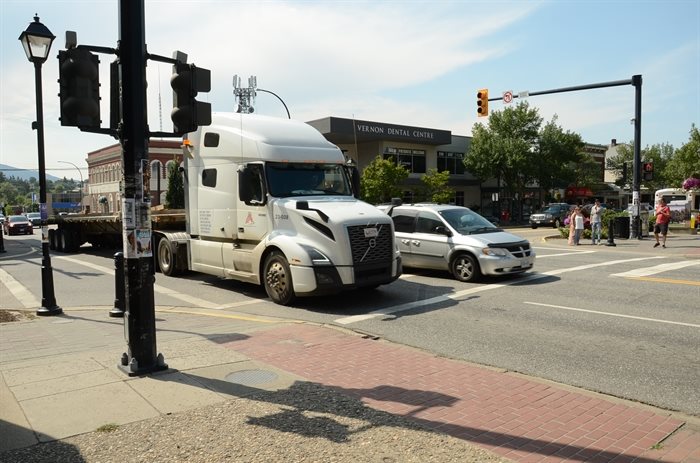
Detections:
[590, 200, 603, 245]
[573, 207, 584, 245]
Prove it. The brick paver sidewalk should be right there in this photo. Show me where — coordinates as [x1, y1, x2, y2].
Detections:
[229, 324, 699, 463]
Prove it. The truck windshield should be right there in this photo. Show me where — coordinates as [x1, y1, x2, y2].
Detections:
[266, 162, 352, 198]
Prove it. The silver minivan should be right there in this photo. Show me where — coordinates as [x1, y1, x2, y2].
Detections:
[380, 203, 535, 282]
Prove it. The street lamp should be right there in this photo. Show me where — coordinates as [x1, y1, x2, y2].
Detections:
[19, 15, 62, 316]
[58, 160, 84, 213]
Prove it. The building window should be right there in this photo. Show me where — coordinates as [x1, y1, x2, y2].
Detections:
[455, 191, 464, 206]
[385, 147, 426, 174]
[437, 151, 465, 175]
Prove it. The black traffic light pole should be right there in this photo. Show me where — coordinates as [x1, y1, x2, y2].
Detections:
[117, 0, 167, 376]
[486, 75, 643, 238]
[57, 1, 211, 376]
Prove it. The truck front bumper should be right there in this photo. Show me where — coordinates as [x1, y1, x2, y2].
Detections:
[290, 256, 402, 297]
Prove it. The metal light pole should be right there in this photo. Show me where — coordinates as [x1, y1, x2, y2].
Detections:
[58, 160, 84, 212]
[19, 15, 62, 316]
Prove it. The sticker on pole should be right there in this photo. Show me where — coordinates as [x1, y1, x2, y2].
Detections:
[503, 91, 513, 104]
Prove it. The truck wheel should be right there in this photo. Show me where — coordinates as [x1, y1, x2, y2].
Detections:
[157, 238, 179, 276]
[263, 251, 296, 305]
[451, 253, 480, 282]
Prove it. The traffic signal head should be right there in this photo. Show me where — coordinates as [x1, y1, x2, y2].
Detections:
[171, 61, 212, 135]
[642, 162, 654, 181]
[477, 89, 488, 117]
[58, 47, 101, 128]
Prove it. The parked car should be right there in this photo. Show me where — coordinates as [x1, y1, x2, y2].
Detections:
[3, 215, 34, 235]
[626, 203, 654, 214]
[0, 213, 5, 225]
[26, 212, 41, 227]
[379, 203, 535, 282]
[529, 203, 572, 228]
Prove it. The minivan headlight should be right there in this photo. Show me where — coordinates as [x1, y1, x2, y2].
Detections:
[482, 247, 509, 257]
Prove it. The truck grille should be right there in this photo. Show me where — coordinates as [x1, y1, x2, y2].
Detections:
[490, 241, 532, 258]
[347, 223, 393, 264]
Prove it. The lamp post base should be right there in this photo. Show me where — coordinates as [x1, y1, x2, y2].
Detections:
[36, 305, 63, 316]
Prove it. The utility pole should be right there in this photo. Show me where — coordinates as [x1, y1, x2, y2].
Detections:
[484, 75, 643, 238]
[117, 0, 166, 375]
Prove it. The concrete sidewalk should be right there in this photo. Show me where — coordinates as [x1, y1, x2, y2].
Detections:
[1, 306, 698, 462]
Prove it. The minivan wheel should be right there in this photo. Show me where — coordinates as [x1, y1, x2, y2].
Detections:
[451, 253, 481, 283]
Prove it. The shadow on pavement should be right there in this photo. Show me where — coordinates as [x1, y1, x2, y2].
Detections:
[0, 420, 86, 463]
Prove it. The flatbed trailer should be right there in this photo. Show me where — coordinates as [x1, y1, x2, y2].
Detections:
[48, 208, 186, 253]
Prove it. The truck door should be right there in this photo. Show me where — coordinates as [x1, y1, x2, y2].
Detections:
[236, 164, 268, 242]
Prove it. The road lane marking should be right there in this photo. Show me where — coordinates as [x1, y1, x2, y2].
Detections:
[334, 256, 666, 325]
[611, 260, 700, 278]
[53, 255, 266, 310]
[0, 267, 40, 308]
[624, 276, 700, 287]
[523, 301, 700, 328]
[535, 251, 596, 258]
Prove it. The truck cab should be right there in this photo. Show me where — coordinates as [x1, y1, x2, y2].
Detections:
[158, 113, 401, 305]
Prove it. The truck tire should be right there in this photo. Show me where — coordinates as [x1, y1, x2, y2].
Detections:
[263, 251, 296, 306]
[157, 237, 180, 276]
[451, 253, 480, 282]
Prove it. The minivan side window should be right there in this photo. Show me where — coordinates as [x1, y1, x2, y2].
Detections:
[415, 212, 444, 234]
[391, 211, 416, 233]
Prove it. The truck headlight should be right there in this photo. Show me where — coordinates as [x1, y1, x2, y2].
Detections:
[482, 247, 509, 257]
[300, 245, 332, 266]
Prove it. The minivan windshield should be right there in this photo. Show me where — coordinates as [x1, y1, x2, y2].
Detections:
[439, 208, 501, 234]
[266, 162, 352, 198]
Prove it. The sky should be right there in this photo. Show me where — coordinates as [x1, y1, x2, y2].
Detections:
[1, 0, 699, 181]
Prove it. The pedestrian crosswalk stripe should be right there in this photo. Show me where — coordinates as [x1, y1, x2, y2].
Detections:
[611, 260, 700, 278]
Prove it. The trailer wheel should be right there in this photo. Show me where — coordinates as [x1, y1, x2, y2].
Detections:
[263, 251, 296, 306]
[157, 237, 179, 276]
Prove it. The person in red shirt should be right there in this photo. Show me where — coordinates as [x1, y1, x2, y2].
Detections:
[653, 198, 671, 248]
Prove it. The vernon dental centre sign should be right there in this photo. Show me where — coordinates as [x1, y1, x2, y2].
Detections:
[353, 120, 451, 144]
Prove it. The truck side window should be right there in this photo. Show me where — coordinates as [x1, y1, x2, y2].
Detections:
[239, 165, 265, 206]
[202, 168, 217, 188]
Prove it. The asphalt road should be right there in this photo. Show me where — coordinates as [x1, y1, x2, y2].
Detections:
[1, 228, 699, 416]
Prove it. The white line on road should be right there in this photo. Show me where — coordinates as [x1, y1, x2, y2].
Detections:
[0, 267, 40, 309]
[523, 301, 700, 328]
[334, 256, 666, 325]
[53, 255, 266, 310]
[611, 260, 700, 278]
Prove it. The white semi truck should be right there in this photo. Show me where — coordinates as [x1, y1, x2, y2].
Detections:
[51, 113, 402, 305]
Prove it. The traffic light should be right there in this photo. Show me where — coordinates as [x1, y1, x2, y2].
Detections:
[643, 162, 654, 181]
[170, 61, 212, 135]
[58, 47, 101, 128]
[477, 88, 488, 117]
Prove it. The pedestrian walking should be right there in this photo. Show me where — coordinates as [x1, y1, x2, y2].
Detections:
[573, 206, 584, 245]
[567, 207, 576, 246]
[590, 199, 603, 245]
[653, 198, 671, 248]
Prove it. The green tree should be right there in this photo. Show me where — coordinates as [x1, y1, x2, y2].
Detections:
[664, 125, 700, 186]
[606, 141, 675, 189]
[465, 101, 542, 201]
[164, 159, 185, 209]
[535, 117, 584, 200]
[420, 168, 453, 203]
[360, 155, 409, 204]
